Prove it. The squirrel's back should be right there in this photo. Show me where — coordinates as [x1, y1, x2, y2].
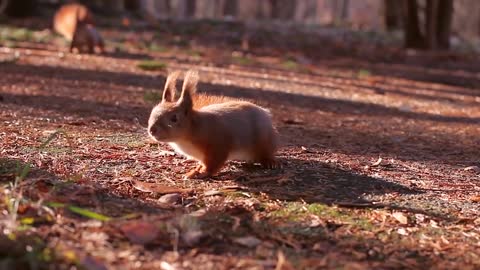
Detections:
[192, 93, 239, 110]
[195, 100, 277, 160]
[53, 3, 94, 40]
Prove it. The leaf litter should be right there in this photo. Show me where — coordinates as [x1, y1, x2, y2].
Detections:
[0, 18, 480, 269]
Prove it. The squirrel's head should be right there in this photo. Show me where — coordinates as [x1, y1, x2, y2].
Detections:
[148, 70, 198, 142]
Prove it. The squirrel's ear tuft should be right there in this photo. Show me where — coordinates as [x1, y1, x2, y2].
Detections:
[162, 71, 180, 102]
[178, 70, 198, 109]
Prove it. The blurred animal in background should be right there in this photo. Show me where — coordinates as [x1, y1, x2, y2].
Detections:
[53, 3, 104, 54]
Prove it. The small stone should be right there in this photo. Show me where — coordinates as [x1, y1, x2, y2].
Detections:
[233, 236, 261, 247]
[158, 193, 181, 205]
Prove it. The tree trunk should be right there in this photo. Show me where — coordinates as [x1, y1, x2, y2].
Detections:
[341, 0, 349, 21]
[384, 0, 402, 30]
[223, 0, 237, 17]
[269, 0, 279, 19]
[124, 0, 141, 12]
[404, 0, 425, 49]
[269, 0, 295, 20]
[436, 0, 453, 49]
[185, 0, 195, 18]
[426, 0, 439, 49]
[4, 0, 36, 17]
[99, 0, 125, 15]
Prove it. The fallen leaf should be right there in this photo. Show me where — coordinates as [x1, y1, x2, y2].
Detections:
[160, 261, 176, 270]
[392, 212, 408, 225]
[158, 193, 182, 205]
[275, 250, 295, 270]
[120, 221, 160, 245]
[415, 214, 426, 223]
[397, 228, 408, 235]
[308, 215, 325, 227]
[398, 105, 412, 112]
[203, 190, 223, 197]
[231, 216, 241, 231]
[283, 119, 304, 125]
[220, 185, 245, 191]
[233, 236, 261, 248]
[132, 180, 192, 194]
[189, 209, 207, 217]
[471, 196, 480, 203]
[181, 230, 203, 246]
[464, 166, 480, 173]
[122, 17, 131, 27]
[300, 146, 316, 153]
[475, 218, 480, 225]
[371, 157, 383, 167]
[312, 242, 331, 252]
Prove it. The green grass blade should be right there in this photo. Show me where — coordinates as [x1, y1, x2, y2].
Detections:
[46, 202, 65, 208]
[137, 60, 167, 71]
[67, 206, 111, 222]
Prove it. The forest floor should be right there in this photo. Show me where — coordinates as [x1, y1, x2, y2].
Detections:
[0, 17, 480, 270]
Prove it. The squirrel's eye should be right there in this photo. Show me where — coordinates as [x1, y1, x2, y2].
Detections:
[170, 114, 178, 123]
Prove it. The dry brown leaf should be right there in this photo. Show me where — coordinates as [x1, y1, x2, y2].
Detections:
[392, 212, 408, 225]
[120, 221, 160, 245]
[220, 185, 245, 191]
[181, 230, 204, 246]
[463, 166, 480, 173]
[275, 250, 295, 270]
[158, 193, 182, 205]
[397, 228, 408, 235]
[371, 157, 383, 167]
[233, 236, 261, 248]
[132, 180, 192, 194]
[283, 119, 304, 125]
[204, 190, 223, 197]
[470, 196, 480, 203]
[160, 261, 176, 270]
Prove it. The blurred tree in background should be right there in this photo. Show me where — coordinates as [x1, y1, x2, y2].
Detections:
[404, 0, 454, 49]
[1, 0, 478, 51]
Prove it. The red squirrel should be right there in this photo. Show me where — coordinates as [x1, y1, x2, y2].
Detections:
[148, 70, 280, 179]
[53, 3, 104, 54]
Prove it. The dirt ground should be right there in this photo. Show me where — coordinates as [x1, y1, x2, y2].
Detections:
[0, 17, 480, 269]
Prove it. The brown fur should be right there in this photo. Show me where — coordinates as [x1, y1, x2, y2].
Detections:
[53, 3, 104, 54]
[192, 93, 237, 109]
[148, 70, 279, 179]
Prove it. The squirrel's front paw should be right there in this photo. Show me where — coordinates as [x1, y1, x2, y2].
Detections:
[185, 165, 210, 179]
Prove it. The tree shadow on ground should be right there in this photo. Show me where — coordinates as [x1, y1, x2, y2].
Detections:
[1, 62, 478, 166]
[207, 67, 480, 103]
[324, 60, 480, 90]
[211, 157, 459, 221]
[2, 62, 479, 125]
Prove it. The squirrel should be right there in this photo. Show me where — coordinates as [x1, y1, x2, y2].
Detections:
[53, 3, 104, 54]
[148, 70, 280, 179]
